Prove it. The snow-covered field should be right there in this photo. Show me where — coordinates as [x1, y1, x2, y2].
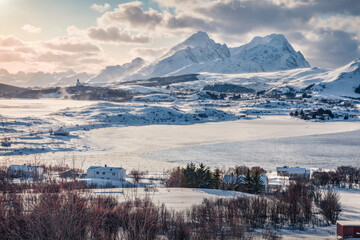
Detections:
[1, 98, 360, 239]
[1, 99, 360, 173]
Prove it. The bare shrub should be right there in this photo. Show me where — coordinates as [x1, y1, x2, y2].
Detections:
[319, 189, 341, 224]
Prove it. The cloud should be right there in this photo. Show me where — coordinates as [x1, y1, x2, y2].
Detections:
[87, 26, 150, 43]
[130, 47, 168, 60]
[0, 34, 107, 73]
[91, 3, 110, 13]
[98, 1, 163, 29]
[44, 37, 101, 52]
[22, 24, 42, 33]
[0, 50, 23, 62]
[67, 25, 85, 36]
[301, 29, 360, 68]
[0, 36, 24, 47]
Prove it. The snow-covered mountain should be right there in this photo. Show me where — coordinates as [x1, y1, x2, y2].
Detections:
[87, 57, 146, 85]
[275, 58, 360, 98]
[229, 34, 310, 71]
[126, 31, 310, 81]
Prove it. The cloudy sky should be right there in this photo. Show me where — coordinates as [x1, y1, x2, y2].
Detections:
[0, 0, 359, 73]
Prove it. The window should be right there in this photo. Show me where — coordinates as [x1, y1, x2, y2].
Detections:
[96, 171, 99, 174]
[103, 172, 105, 175]
[112, 173, 115, 176]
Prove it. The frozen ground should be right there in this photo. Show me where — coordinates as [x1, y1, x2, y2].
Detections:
[1, 99, 360, 173]
[143, 129, 360, 170]
[1, 99, 360, 239]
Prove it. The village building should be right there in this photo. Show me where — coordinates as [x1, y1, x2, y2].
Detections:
[276, 167, 310, 179]
[87, 165, 126, 181]
[76, 79, 84, 88]
[337, 221, 360, 239]
[222, 174, 268, 192]
[7, 164, 44, 178]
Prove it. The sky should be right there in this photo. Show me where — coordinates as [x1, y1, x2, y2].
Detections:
[0, 0, 359, 74]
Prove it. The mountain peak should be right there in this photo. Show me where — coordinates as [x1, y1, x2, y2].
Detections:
[245, 33, 291, 51]
[184, 31, 211, 45]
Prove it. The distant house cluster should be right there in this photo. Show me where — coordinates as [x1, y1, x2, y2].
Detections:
[289, 108, 335, 121]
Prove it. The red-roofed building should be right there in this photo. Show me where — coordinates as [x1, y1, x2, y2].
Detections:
[337, 221, 360, 239]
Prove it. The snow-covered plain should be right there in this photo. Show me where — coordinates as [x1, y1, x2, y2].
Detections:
[1, 99, 360, 172]
[1, 99, 360, 239]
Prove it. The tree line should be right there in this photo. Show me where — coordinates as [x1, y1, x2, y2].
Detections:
[312, 166, 360, 188]
[166, 163, 266, 194]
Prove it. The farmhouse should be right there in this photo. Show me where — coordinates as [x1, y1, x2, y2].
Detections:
[222, 174, 268, 192]
[276, 167, 310, 179]
[87, 165, 126, 181]
[337, 221, 360, 239]
[7, 164, 44, 178]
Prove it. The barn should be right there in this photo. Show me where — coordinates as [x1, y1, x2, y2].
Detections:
[337, 221, 360, 239]
[87, 165, 126, 181]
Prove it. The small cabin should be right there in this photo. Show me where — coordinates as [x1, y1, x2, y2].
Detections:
[7, 164, 44, 178]
[87, 165, 126, 181]
[222, 174, 268, 192]
[337, 221, 360, 239]
[53, 127, 69, 136]
[276, 167, 310, 179]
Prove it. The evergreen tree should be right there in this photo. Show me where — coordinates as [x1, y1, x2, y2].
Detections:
[252, 169, 264, 193]
[244, 169, 254, 193]
[182, 163, 197, 188]
[212, 168, 221, 189]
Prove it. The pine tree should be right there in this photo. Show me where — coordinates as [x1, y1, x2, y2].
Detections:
[252, 169, 264, 193]
[244, 169, 254, 193]
[212, 168, 221, 189]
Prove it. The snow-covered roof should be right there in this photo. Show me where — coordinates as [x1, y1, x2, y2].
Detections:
[222, 174, 267, 185]
[87, 166, 125, 173]
[276, 167, 310, 174]
[54, 127, 69, 134]
[337, 221, 360, 227]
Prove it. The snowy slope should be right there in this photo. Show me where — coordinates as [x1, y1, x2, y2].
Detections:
[87, 57, 146, 85]
[272, 58, 360, 98]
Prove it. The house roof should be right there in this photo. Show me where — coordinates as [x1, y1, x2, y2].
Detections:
[87, 166, 125, 173]
[276, 167, 310, 174]
[337, 221, 360, 227]
[54, 127, 69, 134]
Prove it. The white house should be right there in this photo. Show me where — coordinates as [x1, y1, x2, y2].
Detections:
[222, 174, 268, 192]
[276, 167, 310, 179]
[87, 165, 126, 181]
[7, 164, 44, 178]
